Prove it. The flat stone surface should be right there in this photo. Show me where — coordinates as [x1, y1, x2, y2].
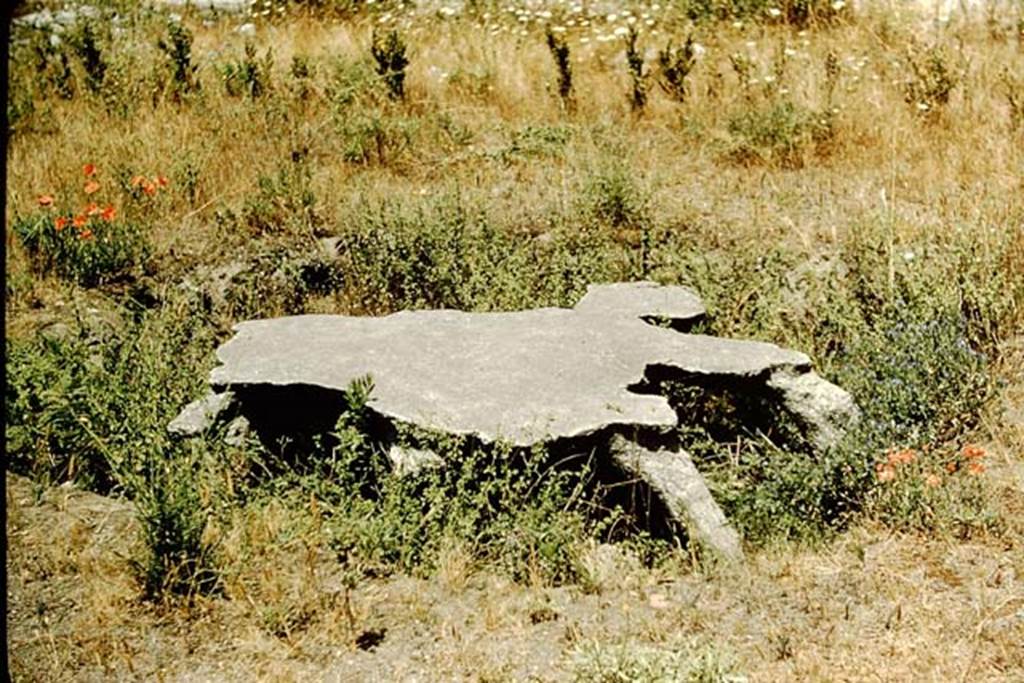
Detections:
[209, 282, 811, 446]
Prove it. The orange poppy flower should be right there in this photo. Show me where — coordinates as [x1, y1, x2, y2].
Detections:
[79, 228, 94, 240]
[142, 181, 157, 196]
[967, 461, 985, 476]
[85, 203, 101, 216]
[962, 444, 985, 460]
[84, 180, 101, 195]
[101, 205, 116, 221]
[886, 449, 916, 466]
[130, 175, 146, 187]
[875, 462, 896, 483]
[38, 194, 55, 207]
[54, 216, 69, 231]
[83, 163, 97, 177]
[946, 461, 959, 474]
[156, 175, 169, 188]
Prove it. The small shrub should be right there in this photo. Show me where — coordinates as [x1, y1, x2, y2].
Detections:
[157, 22, 200, 100]
[581, 157, 651, 230]
[289, 55, 316, 100]
[624, 27, 649, 114]
[658, 36, 698, 104]
[124, 444, 221, 599]
[223, 42, 273, 98]
[546, 28, 575, 113]
[241, 157, 319, 233]
[725, 100, 830, 167]
[903, 43, 960, 117]
[337, 112, 417, 166]
[370, 29, 408, 101]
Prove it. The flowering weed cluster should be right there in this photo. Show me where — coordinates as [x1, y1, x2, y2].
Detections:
[12, 164, 150, 286]
[871, 444, 993, 535]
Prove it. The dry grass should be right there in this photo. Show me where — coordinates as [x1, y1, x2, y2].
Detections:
[6, 1, 1024, 680]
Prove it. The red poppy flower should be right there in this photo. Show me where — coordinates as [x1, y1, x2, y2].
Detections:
[156, 175, 169, 188]
[38, 194, 55, 207]
[142, 181, 157, 196]
[85, 203, 101, 216]
[84, 180, 101, 195]
[72, 214, 88, 228]
[54, 216, 69, 231]
[83, 163, 97, 177]
[79, 228, 94, 240]
[101, 205, 116, 221]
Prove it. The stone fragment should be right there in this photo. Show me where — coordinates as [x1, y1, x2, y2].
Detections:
[767, 369, 860, 451]
[609, 435, 743, 562]
[168, 391, 236, 438]
[387, 445, 445, 477]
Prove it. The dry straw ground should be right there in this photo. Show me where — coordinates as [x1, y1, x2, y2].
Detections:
[5, 0, 1024, 680]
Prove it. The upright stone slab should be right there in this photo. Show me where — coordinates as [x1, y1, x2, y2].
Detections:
[609, 435, 743, 562]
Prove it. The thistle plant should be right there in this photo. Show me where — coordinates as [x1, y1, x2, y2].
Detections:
[658, 36, 697, 104]
[624, 27, 649, 114]
[546, 28, 575, 114]
[158, 22, 200, 100]
[371, 29, 409, 101]
[71, 21, 107, 94]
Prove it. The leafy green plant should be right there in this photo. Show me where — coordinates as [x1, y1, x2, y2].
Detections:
[241, 157, 319, 233]
[370, 29, 408, 101]
[5, 295, 217, 492]
[581, 157, 651, 230]
[125, 443, 221, 599]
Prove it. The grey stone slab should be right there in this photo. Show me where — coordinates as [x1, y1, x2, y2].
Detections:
[608, 435, 743, 562]
[209, 282, 811, 447]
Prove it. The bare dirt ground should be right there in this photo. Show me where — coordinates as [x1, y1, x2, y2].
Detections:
[8, 428, 1023, 681]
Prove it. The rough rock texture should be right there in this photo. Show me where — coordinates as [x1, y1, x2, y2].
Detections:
[768, 369, 861, 451]
[209, 282, 811, 447]
[168, 391, 236, 437]
[609, 435, 743, 561]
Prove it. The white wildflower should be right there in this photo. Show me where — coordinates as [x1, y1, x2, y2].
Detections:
[768, 7, 782, 17]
